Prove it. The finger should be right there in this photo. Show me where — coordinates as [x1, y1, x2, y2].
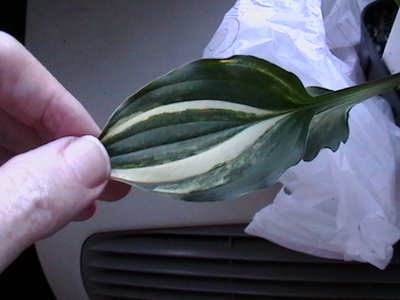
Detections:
[98, 180, 131, 202]
[0, 32, 100, 141]
[0, 109, 43, 153]
[0, 135, 110, 249]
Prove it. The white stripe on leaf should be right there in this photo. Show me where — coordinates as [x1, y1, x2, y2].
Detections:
[110, 114, 287, 183]
[102, 100, 273, 143]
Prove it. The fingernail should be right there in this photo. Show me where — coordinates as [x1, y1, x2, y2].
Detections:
[64, 135, 111, 188]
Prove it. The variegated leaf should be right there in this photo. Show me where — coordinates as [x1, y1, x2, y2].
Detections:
[100, 55, 400, 201]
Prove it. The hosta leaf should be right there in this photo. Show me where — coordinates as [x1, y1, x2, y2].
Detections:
[100, 55, 400, 201]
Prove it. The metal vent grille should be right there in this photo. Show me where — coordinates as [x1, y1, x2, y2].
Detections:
[81, 225, 400, 299]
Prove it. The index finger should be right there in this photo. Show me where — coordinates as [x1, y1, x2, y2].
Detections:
[0, 31, 100, 141]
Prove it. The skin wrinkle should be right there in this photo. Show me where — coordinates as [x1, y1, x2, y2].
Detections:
[34, 88, 63, 140]
[28, 173, 62, 239]
[0, 109, 43, 153]
[3, 162, 54, 244]
[33, 83, 101, 141]
[0, 163, 36, 245]
[14, 60, 69, 136]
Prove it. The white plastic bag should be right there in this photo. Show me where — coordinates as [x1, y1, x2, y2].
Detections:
[204, 0, 400, 269]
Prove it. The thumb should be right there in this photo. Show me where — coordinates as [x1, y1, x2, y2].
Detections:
[0, 135, 110, 245]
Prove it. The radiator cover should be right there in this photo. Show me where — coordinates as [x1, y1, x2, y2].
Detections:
[81, 224, 400, 299]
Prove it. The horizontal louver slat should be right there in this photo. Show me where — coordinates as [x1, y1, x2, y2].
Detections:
[88, 271, 400, 299]
[82, 225, 400, 300]
[89, 235, 347, 264]
[87, 256, 400, 284]
[92, 285, 269, 300]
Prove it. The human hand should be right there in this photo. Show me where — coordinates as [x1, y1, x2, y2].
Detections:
[0, 32, 130, 271]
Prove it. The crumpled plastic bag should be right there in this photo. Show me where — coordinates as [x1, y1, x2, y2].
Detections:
[203, 0, 400, 269]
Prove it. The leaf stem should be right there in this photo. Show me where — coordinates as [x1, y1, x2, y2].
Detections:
[315, 73, 400, 109]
